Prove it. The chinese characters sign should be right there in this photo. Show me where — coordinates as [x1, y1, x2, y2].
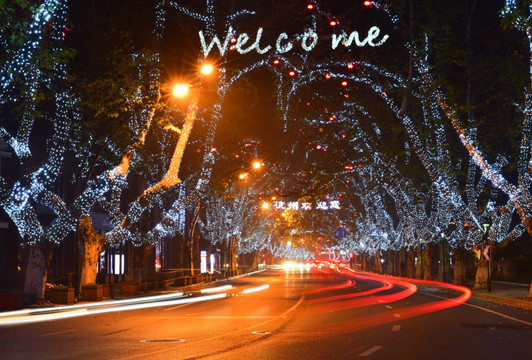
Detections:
[272, 200, 340, 211]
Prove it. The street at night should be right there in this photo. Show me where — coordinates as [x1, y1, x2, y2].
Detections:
[2, 1, 532, 359]
[1, 267, 531, 359]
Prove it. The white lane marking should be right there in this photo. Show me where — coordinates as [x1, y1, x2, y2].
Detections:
[385, 305, 392, 309]
[359, 345, 383, 357]
[392, 325, 401, 332]
[114, 295, 306, 360]
[394, 313, 401, 318]
[163, 303, 192, 312]
[189, 316, 283, 319]
[39, 329, 75, 337]
[418, 290, 532, 327]
[151, 315, 285, 319]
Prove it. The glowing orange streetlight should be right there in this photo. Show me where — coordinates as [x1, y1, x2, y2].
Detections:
[200, 63, 214, 76]
[170, 62, 213, 99]
[145, 62, 215, 195]
[252, 160, 262, 170]
[172, 83, 190, 98]
[261, 201, 270, 210]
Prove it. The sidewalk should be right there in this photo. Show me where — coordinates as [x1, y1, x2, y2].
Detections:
[470, 281, 532, 310]
[414, 279, 532, 310]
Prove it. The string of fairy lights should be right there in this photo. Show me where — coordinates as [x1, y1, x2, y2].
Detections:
[1, 0, 530, 269]
[259, 0, 528, 259]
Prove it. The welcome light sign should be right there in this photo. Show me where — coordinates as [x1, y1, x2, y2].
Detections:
[199, 26, 389, 57]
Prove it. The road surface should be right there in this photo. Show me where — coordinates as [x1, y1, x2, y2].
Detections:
[1, 263, 531, 359]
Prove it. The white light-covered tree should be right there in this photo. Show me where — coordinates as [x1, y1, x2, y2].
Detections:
[261, 1, 528, 291]
[433, 0, 532, 295]
[3, 0, 529, 300]
[0, 1, 84, 302]
[0, 1, 166, 300]
[76, 0, 274, 283]
[201, 182, 263, 272]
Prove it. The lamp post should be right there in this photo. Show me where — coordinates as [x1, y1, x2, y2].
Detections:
[238, 159, 264, 182]
[441, 220, 456, 283]
[163, 63, 214, 187]
[164, 63, 215, 277]
[440, 231, 446, 282]
[482, 221, 491, 292]
[233, 159, 265, 273]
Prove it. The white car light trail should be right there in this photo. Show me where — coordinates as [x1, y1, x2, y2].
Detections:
[200, 285, 233, 293]
[0, 292, 225, 326]
[242, 284, 269, 294]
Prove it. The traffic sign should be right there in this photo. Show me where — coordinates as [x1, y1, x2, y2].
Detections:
[482, 245, 491, 261]
[334, 227, 347, 238]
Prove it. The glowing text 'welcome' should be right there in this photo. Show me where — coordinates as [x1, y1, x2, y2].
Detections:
[199, 26, 389, 58]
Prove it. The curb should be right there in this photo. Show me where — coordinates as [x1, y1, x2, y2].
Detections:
[470, 292, 532, 311]
[412, 281, 532, 311]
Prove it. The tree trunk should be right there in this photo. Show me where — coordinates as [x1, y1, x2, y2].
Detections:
[179, 234, 185, 276]
[423, 243, 433, 280]
[474, 258, 489, 290]
[24, 242, 55, 304]
[79, 215, 106, 286]
[399, 248, 407, 277]
[415, 246, 423, 279]
[128, 244, 153, 282]
[375, 250, 383, 274]
[453, 248, 468, 286]
[406, 247, 416, 278]
[438, 241, 449, 282]
[386, 251, 393, 274]
[394, 251, 401, 276]
[230, 237, 238, 272]
[189, 202, 201, 276]
[251, 251, 260, 270]
[189, 236, 194, 276]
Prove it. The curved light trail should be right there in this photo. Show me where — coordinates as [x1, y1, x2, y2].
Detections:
[0, 282, 272, 326]
[290, 262, 472, 338]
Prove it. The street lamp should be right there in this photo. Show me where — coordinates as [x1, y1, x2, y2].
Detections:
[149, 61, 215, 191]
[252, 160, 262, 170]
[441, 219, 457, 283]
[448, 220, 456, 232]
[199, 63, 214, 76]
[155, 62, 215, 276]
[171, 83, 189, 98]
[482, 221, 491, 292]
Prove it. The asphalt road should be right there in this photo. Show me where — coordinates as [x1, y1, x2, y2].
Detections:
[1, 264, 531, 360]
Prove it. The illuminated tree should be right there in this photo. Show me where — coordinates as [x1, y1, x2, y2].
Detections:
[431, 0, 532, 293]
[0, 1, 164, 300]
[3, 0, 530, 302]
[0, 0, 81, 302]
